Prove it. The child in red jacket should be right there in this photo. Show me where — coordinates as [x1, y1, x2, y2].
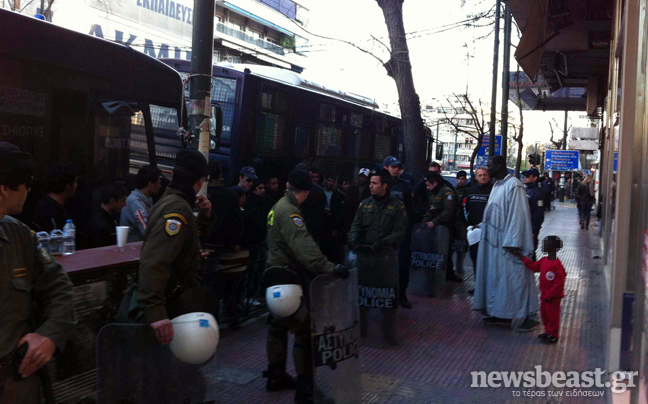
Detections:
[519, 235, 566, 344]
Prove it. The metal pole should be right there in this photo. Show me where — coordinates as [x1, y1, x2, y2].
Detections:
[500, 6, 512, 160]
[488, 0, 501, 158]
[453, 130, 458, 170]
[189, 0, 215, 196]
[562, 109, 568, 150]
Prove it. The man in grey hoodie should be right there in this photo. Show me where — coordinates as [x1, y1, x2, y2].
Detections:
[120, 165, 162, 242]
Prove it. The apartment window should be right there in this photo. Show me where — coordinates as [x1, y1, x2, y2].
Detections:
[267, 37, 280, 45]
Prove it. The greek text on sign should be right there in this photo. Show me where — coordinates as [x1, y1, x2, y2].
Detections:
[411, 252, 445, 269]
[545, 150, 580, 171]
[358, 286, 396, 309]
[314, 325, 360, 368]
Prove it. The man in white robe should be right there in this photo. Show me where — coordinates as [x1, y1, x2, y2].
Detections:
[473, 155, 540, 331]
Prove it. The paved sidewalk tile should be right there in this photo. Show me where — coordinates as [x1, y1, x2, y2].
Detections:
[203, 202, 608, 403]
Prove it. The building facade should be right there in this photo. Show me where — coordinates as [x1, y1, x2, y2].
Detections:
[3, 0, 311, 72]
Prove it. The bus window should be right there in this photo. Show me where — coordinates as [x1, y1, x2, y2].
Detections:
[374, 133, 391, 161]
[294, 125, 309, 157]
[93, 101, 142, 182]
[148, 104, 182, 177]
[211, 77, 237, 144]
[347, 130, 370, 160]
[316, 125, 342, 157]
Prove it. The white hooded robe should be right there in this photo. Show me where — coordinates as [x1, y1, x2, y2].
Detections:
[473, 175, 539, 319]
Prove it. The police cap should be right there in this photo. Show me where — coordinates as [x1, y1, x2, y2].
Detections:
[288, 169, 312, 192]
[0, 142, 35, 187]
[522, 168, 540, 177]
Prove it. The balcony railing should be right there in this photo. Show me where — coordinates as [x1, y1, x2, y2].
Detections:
[215, 23, 286, 56]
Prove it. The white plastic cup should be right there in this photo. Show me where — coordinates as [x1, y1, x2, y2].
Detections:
[116, 226, 129, 247]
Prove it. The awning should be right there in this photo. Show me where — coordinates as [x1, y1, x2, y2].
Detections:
[256, 53, 292, 69]
[512, 0, 550, 79]
[220, 39, 293, 69]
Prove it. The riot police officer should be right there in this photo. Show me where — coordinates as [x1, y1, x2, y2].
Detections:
[423, 173, 463, 282]
[264, 168, 348, 404]
[136, 149, 216, 344]
[0, 142, 76, 404]
[523, 168, 545, 260]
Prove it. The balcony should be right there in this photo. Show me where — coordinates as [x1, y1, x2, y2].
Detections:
[215, 22, 286, 56]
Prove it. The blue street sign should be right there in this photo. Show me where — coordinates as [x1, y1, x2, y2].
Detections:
[475, 135, 502, 167]
[545, 150, 580, 171]
[614, 152, 618, 173]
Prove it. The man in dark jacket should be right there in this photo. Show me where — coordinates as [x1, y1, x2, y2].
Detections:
[383, 156, 414, 308]
[541, 172, 555, 212]
[294, 163, 331, 257]
[464, 167, 492, 293]
[87, 185, 128, 248]
[32, 163, 78, 233]
[523, 168, 545, 260]
[330, 176, 352, 263]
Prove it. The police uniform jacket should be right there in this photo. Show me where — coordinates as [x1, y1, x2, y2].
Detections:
[266, 191, 334, 278]
[423, 183, 456, 228]
[464, 182, 492, 226]
[348, 193, 408, 249]
[525, 182, 545, 234]
[137, 186, 215, 324]
[1, 215, 76, 358]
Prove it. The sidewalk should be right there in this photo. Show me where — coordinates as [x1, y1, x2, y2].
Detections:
[202, 202, 609, 403]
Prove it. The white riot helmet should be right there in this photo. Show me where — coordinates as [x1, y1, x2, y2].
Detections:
[266, 284, 303, 318]
[169, 312, 219, 365]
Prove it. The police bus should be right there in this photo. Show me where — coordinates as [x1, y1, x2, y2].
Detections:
[160, 58, 404, 182]
[0, 10, 186, 243]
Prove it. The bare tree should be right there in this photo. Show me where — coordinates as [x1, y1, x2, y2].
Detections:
[374, 0, 427, 178]
[440, 93, 489, 179]
[512, 66, 524, 177]
[8, 0, 54, 20]
[547, 120, 565, 149]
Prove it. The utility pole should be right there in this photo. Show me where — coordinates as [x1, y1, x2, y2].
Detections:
[562, 110, 568, 150]
[453, 130, 458, 170]
[488, 0, 501, 158]
[500, 5, 512, 159]
[189, 0, 215, 196]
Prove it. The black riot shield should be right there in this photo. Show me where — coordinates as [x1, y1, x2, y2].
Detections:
[96, 324, 216, 403]
[409, 224, 450, 298]
[310, 268, 361, 404]
[356, 248, 400, 346]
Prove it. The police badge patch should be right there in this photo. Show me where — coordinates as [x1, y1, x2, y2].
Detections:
[538, 200, 544, 207]
[165, 219, 182, 236]
[290, 214, 304, 228]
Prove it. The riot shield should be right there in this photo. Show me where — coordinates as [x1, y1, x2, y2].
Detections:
[310, 268, 361, 404]
[96, 324, 216, 403]
[356, 248, 400, 346]
[409, 224, 450, 298]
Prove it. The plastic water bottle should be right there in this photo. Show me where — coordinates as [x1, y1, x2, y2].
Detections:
[63, 219, 76, 255]
[50, 230, 64, 256]
[36, 232, 50, 253]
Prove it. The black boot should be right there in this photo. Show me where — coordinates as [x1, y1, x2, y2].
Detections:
[295, 375, 314, 404]
[400, 293, 412, 309]
[265, 369, 296, 392]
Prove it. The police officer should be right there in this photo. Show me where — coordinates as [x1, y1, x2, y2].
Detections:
[264, 168, 348, 404]
[541, 172, 555, 212]
[136, 149, 216, 345]
[452, 171, 469, 276]
[383, 156, 414, 308]
[423, 173, 463, 282]
[0, 142, 76, 404]
[464, 167, 492, 294]
[523, 168, 545, 260]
